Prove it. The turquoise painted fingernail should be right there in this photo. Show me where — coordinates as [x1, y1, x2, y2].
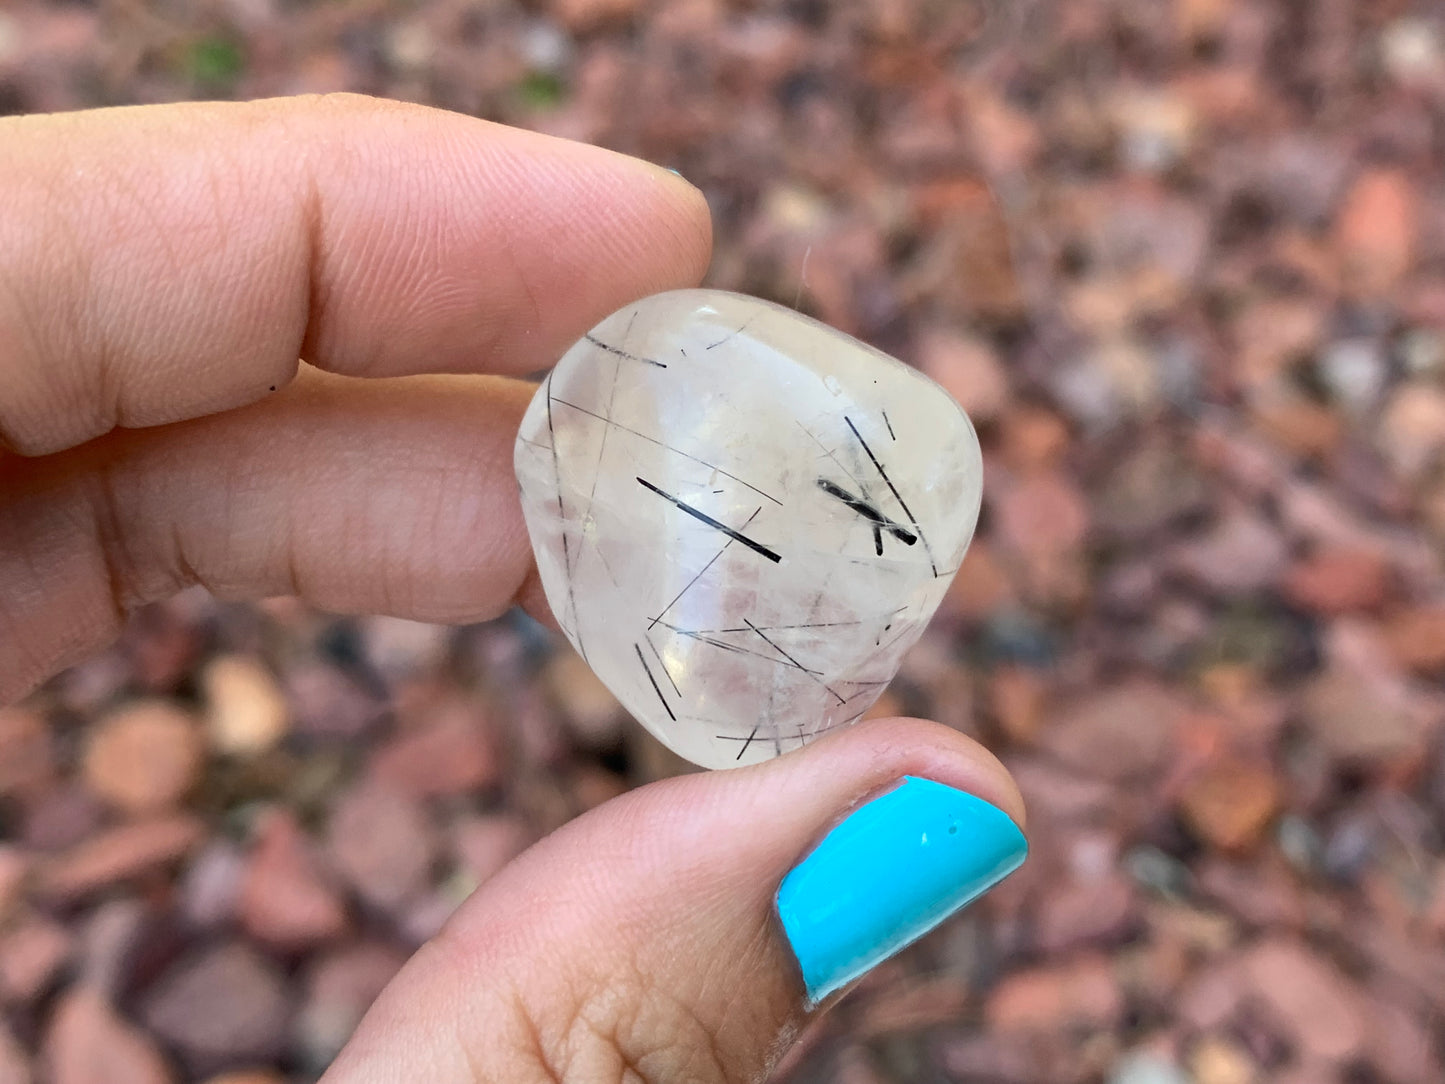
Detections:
[776, 776, 1027, 1004]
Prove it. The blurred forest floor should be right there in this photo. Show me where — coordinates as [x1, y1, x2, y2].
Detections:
[3, 0, 1445, 1081]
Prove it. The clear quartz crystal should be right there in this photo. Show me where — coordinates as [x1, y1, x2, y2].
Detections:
[514, 289, 983, 769]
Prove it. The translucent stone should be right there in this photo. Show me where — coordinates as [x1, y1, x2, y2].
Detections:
[514, 289, 983, 769]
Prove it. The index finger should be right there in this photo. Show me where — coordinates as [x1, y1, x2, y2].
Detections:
[0, 93, 711, 456]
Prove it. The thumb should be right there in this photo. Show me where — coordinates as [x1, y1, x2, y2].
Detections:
[320, 717, 1027, 1084]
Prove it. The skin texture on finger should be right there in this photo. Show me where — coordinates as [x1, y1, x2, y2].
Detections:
[0, 94, 710, 456]
[322, 717, 1026, 1084]
[0, 369, 543, 702]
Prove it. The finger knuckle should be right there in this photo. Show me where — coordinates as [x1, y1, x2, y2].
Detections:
[511, 970, 737, 1084]
[0, 268, 96, 457]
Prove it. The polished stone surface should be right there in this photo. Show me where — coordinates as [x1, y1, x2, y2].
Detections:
[514, 289, 982, 769]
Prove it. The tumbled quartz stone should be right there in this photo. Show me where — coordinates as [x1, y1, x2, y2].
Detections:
[514, 289, 982, 770]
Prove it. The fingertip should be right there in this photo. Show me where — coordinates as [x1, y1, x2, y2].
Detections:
[514, 567, 561, 634]
[645, 163, 714, 283]
[296, 102, 714, 378]
[779, 715, 1028, 834]
[535, 136, 714, 294]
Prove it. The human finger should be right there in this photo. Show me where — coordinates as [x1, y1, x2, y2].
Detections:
[0, 368, 543, 701]
[0, 94, 710, 456]
[323, 717, 1028, 1084]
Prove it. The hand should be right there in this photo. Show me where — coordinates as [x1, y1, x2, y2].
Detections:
[0, 95, 1027, 1083]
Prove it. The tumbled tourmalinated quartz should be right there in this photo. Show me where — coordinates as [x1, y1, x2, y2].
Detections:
[514, 289, 982, 770]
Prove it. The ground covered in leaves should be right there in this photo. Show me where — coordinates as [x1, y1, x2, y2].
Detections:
[3, 0, 1445, 1081]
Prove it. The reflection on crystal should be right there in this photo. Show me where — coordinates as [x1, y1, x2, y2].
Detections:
[514, 289, 983, 769]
